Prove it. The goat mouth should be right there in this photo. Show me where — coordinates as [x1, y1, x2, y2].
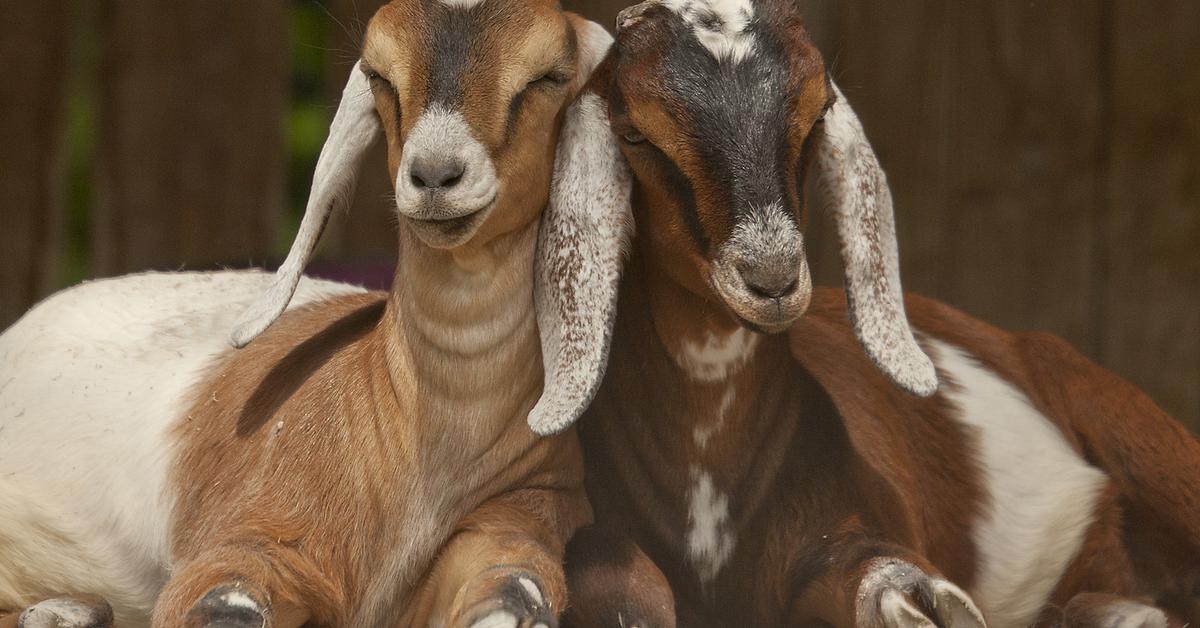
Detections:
[404, 202, 493, 249]
[710, 260, 812, 335]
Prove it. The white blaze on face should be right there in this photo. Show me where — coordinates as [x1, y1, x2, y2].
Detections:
[676, 327, 760, 383]
[685, 467, 736, 582]
[439, 0, 488, 8]
[927, 338, 1108, 628]
[663, 0, 757, 63]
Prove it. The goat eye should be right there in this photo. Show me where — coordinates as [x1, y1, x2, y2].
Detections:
[622, 131, 647, 145]
[528, 71, 568, 90]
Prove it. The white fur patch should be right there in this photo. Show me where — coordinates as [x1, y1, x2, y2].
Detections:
[0, 271, 362, 626]
[440, 0, 487, 7]
[394, 107, 498, 221]
[220, 590, 262, 612]
[1099, 601, 1169, 628]
[685, 467, 735, 582]
[470, 610, 518, 628]
[18, 598, 106, 628]
[928, 338, 1108, 628]
[693, 385, 735, 449]
[676, 327, 759, 383]
[517, 577, 544, 606]
[663, 0, 756, 63]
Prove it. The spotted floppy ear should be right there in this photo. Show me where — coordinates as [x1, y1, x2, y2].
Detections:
[528, 21, 632, 436]
[814, 83, 938, 396]
[231, 64, 381, 347]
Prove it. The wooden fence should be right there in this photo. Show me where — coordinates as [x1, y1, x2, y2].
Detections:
[1, 1, 1196, 428]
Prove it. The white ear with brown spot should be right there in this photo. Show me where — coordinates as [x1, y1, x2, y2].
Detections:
[231, 64, 381, 347]
[815, 83, 938, 397]
[529, 23, 632, 436]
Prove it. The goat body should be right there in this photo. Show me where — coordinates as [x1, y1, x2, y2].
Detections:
[0, 2, 626, 626]
[568, 250, 1200, 627]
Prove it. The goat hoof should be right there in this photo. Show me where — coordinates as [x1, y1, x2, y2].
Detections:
[463, 573, 555, 628]
[857, 558, 984, 628]
[1062, 593, 1169, 628]
[185, 583, 270, 628]
[18, 595, 113, 628]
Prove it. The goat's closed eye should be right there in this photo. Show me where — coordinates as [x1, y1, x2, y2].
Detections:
[621, 131, 647, 145]
[527, 70, 570, 91]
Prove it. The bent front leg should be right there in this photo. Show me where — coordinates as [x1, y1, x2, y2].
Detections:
[151, 541, 334, 628]
[562, 526, 675, 628]
[795, 531, 984, 628]
[406, 488, 591, 628]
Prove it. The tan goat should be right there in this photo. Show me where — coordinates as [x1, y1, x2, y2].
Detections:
[0, 1, 630, 626]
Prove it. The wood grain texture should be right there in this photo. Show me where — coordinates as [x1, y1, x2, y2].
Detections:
[0, 2, 67, 329]
[802, 1, 1196, 428]
[93, 1, 286, 276]
[1102, 0, 1200, 428]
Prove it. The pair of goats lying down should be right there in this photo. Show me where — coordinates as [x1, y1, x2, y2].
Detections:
[3, 1, 1199, 627]
[555, 1, 1200, 627]
[0, 1, 629, 626]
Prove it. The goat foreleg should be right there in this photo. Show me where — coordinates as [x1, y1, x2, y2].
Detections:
[795, 527, 984, 628]
[405, 488, 590, 628]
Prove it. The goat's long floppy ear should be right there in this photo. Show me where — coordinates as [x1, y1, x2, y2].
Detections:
[815, 83, 938, 397]
[529, 23, 632, 436]
[231, 65, 380, 347]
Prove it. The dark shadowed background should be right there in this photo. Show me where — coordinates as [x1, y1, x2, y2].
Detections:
[1, 1, 1197, 428]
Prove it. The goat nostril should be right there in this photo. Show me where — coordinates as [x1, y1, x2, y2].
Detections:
[409, 158, 467, 190]
[741, 271, 800, 300]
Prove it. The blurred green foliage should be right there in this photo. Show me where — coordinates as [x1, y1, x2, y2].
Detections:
[58, 1, 343, 284]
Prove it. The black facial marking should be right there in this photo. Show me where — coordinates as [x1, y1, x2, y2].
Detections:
[668, 15, 795, 219]
[425, 5, 487, 109]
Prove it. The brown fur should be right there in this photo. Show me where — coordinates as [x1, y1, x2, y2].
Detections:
[149, 2, 603, 626]
[566, 4, 1200, 624]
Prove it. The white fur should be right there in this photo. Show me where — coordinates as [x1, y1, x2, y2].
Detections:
[1097, 601, 1169, 628]
[685, 467, 735, 582]
[232, 66, 379, 347]
[18, 597, 107, 628]
[663, 0, 756, 63]
[220, 591, 262, 612]
[529, 89, 632, 436]
[928, 338, 1108, 628]
[517, 577, 544, 606]
[693, 385, 735, 449]
[394, 107, 498, 221]
[815, 83, 937, 397]
[0, 271, 363, 627]
[470, 611, 518, 628]
[440, 0, 488, 8]
[676, 327, 759, 383]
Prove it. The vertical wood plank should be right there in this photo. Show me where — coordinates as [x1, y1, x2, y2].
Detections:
[808, 1, 1106, 357]
[0, 2, 68, 328]
[94, 1, 287, 276]
[1104, 1, 1200, 427]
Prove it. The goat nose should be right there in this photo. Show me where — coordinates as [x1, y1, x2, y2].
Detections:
[409, 155, 466, 190]
[739, 267, 800, 299]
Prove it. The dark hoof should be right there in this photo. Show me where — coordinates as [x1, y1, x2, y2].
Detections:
[18, 595, 113, 628]
[185, 584, 269, 628]
[466, 574, 555, 628]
